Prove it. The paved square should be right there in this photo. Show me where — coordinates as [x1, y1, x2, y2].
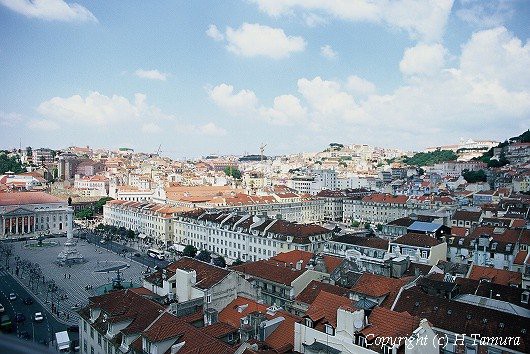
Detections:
[7, 237, 147, 324]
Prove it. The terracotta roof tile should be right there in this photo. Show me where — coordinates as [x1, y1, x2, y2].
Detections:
[295, 280, 350, 305]
[231, 259, 305, 285]
[468, 265, 522, 286]
[351, 273, 413, 308]
[361, 307, 420, 342]
[305, 291, 355, 327]
[0, 191, 66, 205]
[392, 233, 443, 247]
[166, 257, 230, 289]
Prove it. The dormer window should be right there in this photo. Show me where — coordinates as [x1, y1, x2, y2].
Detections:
[325, 324, 334, 335]
[305, 318, 313, 328]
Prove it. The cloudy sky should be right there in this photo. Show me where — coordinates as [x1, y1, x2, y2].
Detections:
[0, 0, 529, 158]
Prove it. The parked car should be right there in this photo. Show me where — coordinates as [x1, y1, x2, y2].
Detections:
[0, 303, 4, 313]
[23, 297, 34, 305]
[34, 312, 44, 322]
[15, 313, 26, 323]
[18, 330, 30, 340]
[71, 339, 80, 352]
[9, 293, 17, 301]
[133, 252, 141, 257]
[67, 325, 79, 332]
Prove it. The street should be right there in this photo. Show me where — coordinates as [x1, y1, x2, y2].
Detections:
[0, 266, 78, 350]
[80, 230, 171, 269]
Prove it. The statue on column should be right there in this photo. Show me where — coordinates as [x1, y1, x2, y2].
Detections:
[57, 206, 84, 265]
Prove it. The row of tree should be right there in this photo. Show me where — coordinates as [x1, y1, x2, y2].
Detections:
[181, 245, 232, 268]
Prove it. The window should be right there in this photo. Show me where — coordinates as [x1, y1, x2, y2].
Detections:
[91, 346, 94, 354]
[90, 327, 94, 339]
[383, 345, 393, 354]
[98, 333, 102, 346]
[324, 324, 334, 335]
[358, 336, 367, 347]
[304, 318, 313, 328]
[83, 320, 87, 332]
[206, 293, 212, 303]
[83, 340, 87, 353]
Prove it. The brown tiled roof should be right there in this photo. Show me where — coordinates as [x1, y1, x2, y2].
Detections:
[332, 234, 389, 250]
[199, 322, 238, 338]
[166, 257, 230, 289]
[392, 233, 443, 247]
[305, 291, 355, 327]
[351, 273, 413, 308]
[85, 288, 165, 337]
[514, 250, 528, 265]
[218, 297, 300, 351]
[362, 193, 409, 204]
[452, 210, 482, 222]
[266, 220, 331, 239]
[295, 280, 350, 305]
[142, 312, 234, 354]
[394, 286, 530, 353]
[361, 307, 420, 341]
[231, 259, 305, 285]
[387, 217, 415, 227]
[0, 191, 66, 205]
[468, 265, 522, 286]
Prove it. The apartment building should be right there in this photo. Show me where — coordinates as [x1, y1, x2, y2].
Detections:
[103, 200, 184, 245]
[173, 210, 334, 263]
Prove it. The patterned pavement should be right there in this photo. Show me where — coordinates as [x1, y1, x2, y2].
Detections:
[5, 237, 148, 325]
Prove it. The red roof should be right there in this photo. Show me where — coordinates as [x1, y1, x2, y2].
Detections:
[514, 251, 528, 265]
[468, 265, 522, 286]
[231, 259, 305, 285]
[295, 280, 349, 305]
[305, 291, 355, 327]
[0, 191, 66, 206]
[351, 273, 413, 308]
[361, 307, 420, 342]
[166, 257, 230, 290]
[142, 312, 234, 354]
[362, 193, 409, 205]
[218, 296, 300, 351]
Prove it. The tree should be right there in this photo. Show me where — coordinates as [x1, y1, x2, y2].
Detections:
[403, 150, 457, 167]
[75, 209, 93, 219]
[0, 153, 24, 174]
[195, 250, 212, 263]
[95, 197, 114, 214]
[462, 169, 487, 183]
[232, 258, 244, 266]
[224, 166, 242, 179]
[364, 222, 371, 230]
[182, 245, 197, 258]
[376, 224, 383, 232]
[213, 256, 226, 268]
[351, 220, 360, 227]
[126, 229, 135, 239]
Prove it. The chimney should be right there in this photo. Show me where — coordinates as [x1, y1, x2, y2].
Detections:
[295, 260, 303, 270]
[171, 342, 186, 354]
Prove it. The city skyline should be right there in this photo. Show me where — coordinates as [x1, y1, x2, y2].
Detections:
[0, 0, 529, 158]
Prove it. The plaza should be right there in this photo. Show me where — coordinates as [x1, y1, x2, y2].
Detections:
[5, 236, 147, 325]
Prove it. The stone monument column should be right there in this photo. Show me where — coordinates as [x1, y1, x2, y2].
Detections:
[57, 206, 84, 264]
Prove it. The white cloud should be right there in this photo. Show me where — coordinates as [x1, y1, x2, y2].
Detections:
[27, 119, 60, 131]
[208, 83, 258, 115]
[134, 69, 168, 81]
[224, 23, 306, 59]
[457, 0, 514, 28]
[259, 95, 307, 125]
[303, 13, 326, 27]
[399, 43, 447, 76]
[0, 0, 97, 22]
[196, 122, 227, 136]
[459, 26, 530, 91]
[210, 26, 530, 148]
[346, 76, 376, 95]
[0, 111, 23, 127]
[320, 45, 337, 59]
[206, 24, 224, 41]
[141, 122, 162, 134]
[38, 92, 146, 125]
[250, 0, 454, 42]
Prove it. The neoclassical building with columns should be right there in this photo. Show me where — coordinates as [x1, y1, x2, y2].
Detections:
[0, 191, 73, 239]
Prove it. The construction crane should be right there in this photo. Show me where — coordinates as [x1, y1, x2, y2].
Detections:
[155, 144, 162, 156]
[259, 143, 267, 190]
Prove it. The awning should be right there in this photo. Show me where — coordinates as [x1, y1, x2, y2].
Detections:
[138, 233, 147, 239]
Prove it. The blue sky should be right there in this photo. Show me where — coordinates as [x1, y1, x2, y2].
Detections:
[0, 0, 529, 158]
